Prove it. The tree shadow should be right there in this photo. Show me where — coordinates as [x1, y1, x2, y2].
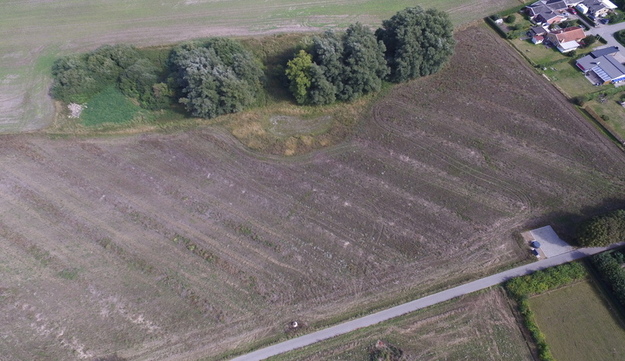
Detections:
[519, 197, 625, 245]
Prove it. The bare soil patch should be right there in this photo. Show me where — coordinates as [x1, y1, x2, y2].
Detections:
[1, 25, 624, 360]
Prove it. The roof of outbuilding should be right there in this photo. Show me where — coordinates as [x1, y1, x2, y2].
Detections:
[591, 55, 625, 81]
[576, 54, 598, 71]
[590, 46, 619, 58]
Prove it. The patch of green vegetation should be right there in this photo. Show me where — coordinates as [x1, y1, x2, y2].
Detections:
[510, 38, 563, 66]
[530, 280, 625, 361]
[542, 60, 597, 98]
[57, 267, 80, 280]
[586, 94, 625, 140]
[81, 87, 142, 126]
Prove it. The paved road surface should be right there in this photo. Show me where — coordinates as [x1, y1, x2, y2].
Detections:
[230, 243, 624, 361]
[588, 21, 625, 52]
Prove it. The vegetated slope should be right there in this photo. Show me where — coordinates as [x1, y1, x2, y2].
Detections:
[0, 25, 624, 361]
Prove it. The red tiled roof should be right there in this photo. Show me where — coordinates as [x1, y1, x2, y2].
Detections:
[553, 27, 585, 43]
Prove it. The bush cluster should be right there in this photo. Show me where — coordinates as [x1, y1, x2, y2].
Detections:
[286, 23, 389, 105]
[504, 262, 587, 361]
[51, 38, 263, 119]
[590, 251, 625, 308]
[285, 6, 455, 105]
[51, 45, 170, 109]
[168, 38, 263, 119]
[576, 209, 625, 247]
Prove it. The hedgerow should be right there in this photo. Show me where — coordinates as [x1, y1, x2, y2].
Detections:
[505, 262, 587, 361]
[590, 251, 625, 309]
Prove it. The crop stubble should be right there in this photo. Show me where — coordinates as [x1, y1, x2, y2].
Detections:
[0, 26, 624, 360]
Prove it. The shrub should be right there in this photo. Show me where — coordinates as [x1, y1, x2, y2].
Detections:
[583, 35, 597, 47]
[576, 209, 625, 247]
[505, 14, 516, 23]
[574, 95, 587, 106]
[590, 251, 625, 310]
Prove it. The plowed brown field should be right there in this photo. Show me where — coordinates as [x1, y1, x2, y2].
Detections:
[1, 25, 624, 361]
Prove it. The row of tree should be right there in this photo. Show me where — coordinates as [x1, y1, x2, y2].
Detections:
[51, 6, 455, 119]
[576, 209, 625, 247]
[285, 6, 455, 105]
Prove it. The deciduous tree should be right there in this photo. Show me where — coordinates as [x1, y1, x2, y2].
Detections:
[376, 6, 455, 82]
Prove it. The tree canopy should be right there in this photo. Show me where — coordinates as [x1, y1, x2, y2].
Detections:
[576, 209, 625, 247]
[169, 38, 263, 119]
[50, 44, 170, 109]
[339, 23, 389, 101]
[376, 6, 455, 83]
[285, 6, 455, 104]
[286, 23, 388, 105]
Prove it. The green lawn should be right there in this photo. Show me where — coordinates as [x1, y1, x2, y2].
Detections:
[81, 87, 143, 127]
[586, 95, 625, 140]
[529, 280, 625, 361]
[511, 38, 565, 66]
[543, 60, 598, 98]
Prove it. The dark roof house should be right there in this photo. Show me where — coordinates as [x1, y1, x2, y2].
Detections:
[527, 0, 569, 23]
[531, 25, 548, 36]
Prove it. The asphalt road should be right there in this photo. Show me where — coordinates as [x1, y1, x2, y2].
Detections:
[230, 243, 624, 361]
[588, 21, 625, 51]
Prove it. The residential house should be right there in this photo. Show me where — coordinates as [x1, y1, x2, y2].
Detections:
[583, 0, 617, 18]
[545, 26, 586, 52]
[530, 26, 548, 43]
[527, 0, 569, 24]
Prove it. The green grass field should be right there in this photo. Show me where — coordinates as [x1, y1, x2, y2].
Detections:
[0, 0, 519, 133]
[529, 280, 625, 361]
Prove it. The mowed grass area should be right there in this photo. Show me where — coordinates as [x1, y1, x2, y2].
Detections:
[81, 87, 143, 127]
[529, 279, 625, 361]
[587, 96, 625, 138]
[1, 0, 520, 133]
[266, 288, 532, 361]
